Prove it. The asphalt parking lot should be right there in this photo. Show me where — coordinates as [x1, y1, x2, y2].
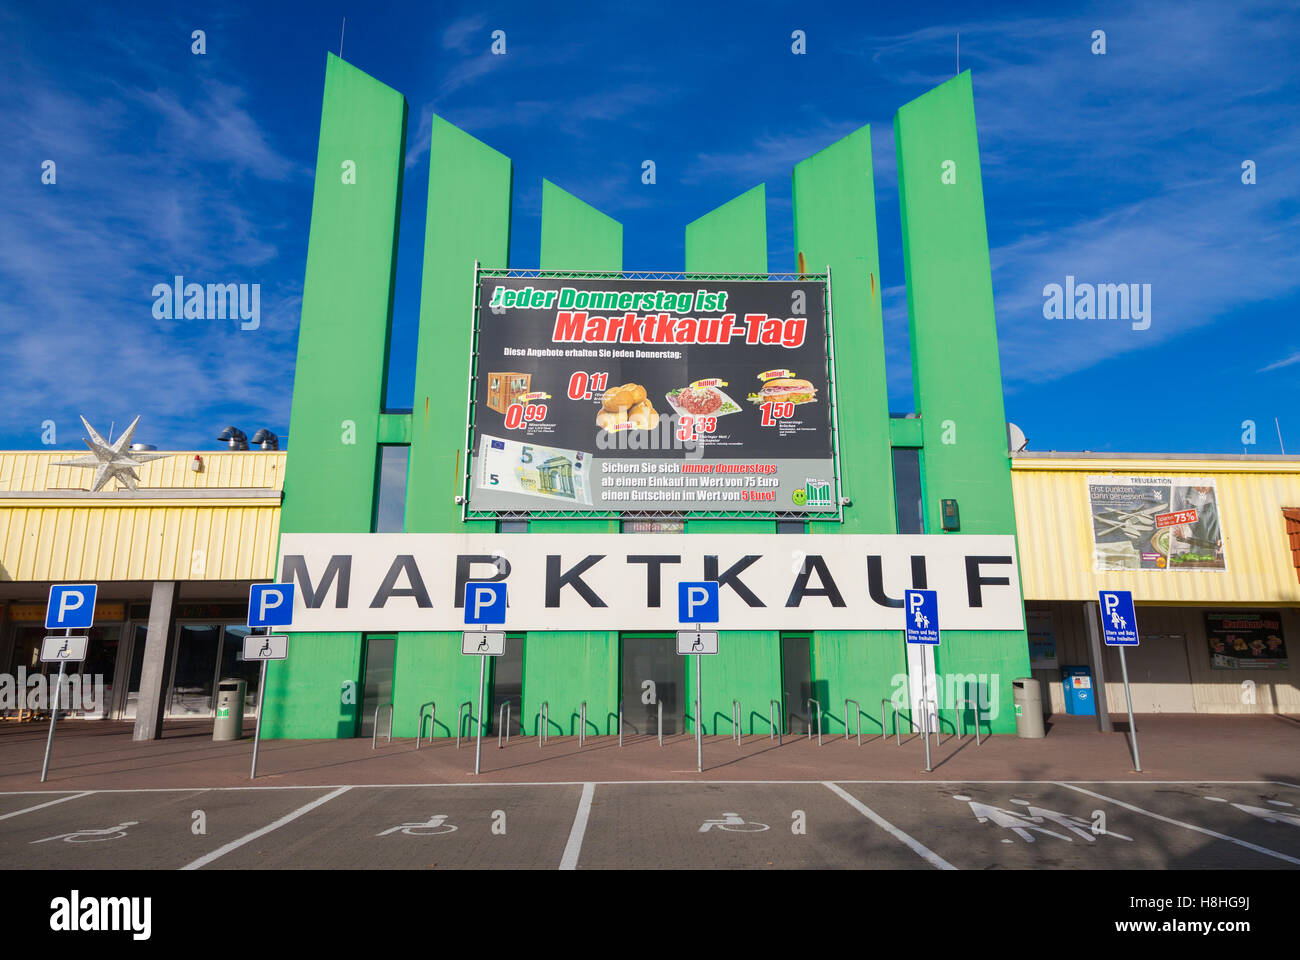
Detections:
[3, 779, 1297, 870]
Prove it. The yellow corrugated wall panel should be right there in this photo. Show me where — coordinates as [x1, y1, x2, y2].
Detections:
[0, 503, 279, 582]
[0, 451, 285, 493]
[1013, 459, 1300, 604]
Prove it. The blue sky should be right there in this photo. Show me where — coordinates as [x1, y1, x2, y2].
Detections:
[2, 0, 1297, 455]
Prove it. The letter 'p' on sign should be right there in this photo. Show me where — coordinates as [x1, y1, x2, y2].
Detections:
[677, 582, 719, 624]
[249, 583, 296, 628]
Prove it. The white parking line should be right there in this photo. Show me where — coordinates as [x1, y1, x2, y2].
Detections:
[559, 782, 595, 870]
[1056, 783, 1300, 866]
[180, 787, 351, 871]
[0, 791, 95, 821]
[823, 782, 956, 870]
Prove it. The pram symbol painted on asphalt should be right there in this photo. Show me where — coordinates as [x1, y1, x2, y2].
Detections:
[699, 813, 769, 833]
[953, 795, 1132, 843]
[376, 814, 458, 837]
[31, 821, 140, 844]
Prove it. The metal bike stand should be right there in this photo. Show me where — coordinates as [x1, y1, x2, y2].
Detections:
[806, 698, 822, 746]
[537, 701, 548, 748]
[498, 702, 512, 749]
[957, 697, 983, 746]
[769, 699, 782, 745]
[456, 701, 473, 749]
[844, 698, 862, 746]
[618, 698, 623, 747]
[371, 702, 393, 750]
[657, 700, 663, 747]
[579, 701, 587, 748]
[731, 700, 742, 746]
[881, 699, 901, 746]
[415, 701, 436, 749]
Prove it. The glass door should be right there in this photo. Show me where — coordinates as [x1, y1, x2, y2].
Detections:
[167, 625, 221, 717]
[488, 634, 525, 734]
[620, 634, 684, 736]
[781, 635, 814, 734]
[358, 635, 396, 737]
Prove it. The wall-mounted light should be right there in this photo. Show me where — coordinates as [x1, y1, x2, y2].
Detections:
[190, 455, 203, 473]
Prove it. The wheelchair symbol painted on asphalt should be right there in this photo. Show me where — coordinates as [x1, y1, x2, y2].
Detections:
[699, 813, 769, 833]
[31, 821, 140, 844]
[376, 814, 458, 837]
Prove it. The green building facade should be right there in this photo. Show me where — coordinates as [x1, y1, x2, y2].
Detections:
[261, 54, 1030, 741]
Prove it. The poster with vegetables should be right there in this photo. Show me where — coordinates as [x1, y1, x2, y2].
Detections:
[1087, 475, 1226, 572]
[1205, 611, 1288, 669]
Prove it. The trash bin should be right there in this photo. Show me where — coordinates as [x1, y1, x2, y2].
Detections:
[1011, 677, 1045, 738]
[1060, 665, 1096, 716]
[213, 678, 247, 741]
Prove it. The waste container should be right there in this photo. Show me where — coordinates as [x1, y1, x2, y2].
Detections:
[213, 678, 247, 741]
[1011, 677, 1045, 738]
[1060, 665, 1096, 716]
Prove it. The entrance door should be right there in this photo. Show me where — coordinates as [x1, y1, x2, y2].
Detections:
[488, 634, 525, 734]
[358, 635, 396, 737]
[620, 635, 684, 736]
[782, 635, 814, 734]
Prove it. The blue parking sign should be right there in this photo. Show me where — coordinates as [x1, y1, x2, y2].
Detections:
[249, 583, 295, 627]
[464, 582, 507, 625]
[904, 589, 940, 645]
[678, 582, 719, 624]
[1099, 590, 1139, 645]
[46, 584, 97, 630]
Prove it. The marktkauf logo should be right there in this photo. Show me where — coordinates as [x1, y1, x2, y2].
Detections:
[802, 479, 832, 508]
[50, 890, 151, 940]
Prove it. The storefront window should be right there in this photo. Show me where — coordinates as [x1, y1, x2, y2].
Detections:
[892, 447, 924, 534]
[168, 625, 221, 716]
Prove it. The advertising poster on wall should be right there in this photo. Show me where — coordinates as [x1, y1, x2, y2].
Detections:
[466, 273, 837, 515]
[1205, 611, 1289, 669]
[1026, 610, 1059, 669]
[1087, 475, 1226, 572]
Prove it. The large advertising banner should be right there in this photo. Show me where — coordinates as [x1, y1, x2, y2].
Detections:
[1205, 611, 1289, 669]
[277, 533, 1025, 633]
[1087, 475, 1226, 572]
[467, 274, 836, 514]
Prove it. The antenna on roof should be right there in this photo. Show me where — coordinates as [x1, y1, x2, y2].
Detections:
[339, 16, 346, 58]
[1277, 417, 1287, 455]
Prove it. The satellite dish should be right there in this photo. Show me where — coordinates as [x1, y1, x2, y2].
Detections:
[1006, 422, 1028, 453]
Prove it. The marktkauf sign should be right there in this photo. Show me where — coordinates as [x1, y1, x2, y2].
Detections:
[277, 534, 1024, 633]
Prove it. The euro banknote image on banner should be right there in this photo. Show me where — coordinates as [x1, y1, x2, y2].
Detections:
[468, 273, 837, 515]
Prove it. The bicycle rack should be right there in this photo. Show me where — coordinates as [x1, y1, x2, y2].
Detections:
[769, 699, 782, 745]
[844, 698, 862, 746]
[957, 697, 984, 746]
[497, 701, 512, 749]
[456, 700, 473, 749]
[579, 701, 588, 747]
[415, 701, 436, 750]
[618, 699, 623, 747]
[371, 702, 393, 750]
[806, 698, 822, 746]
[881, 699, 901, 746]
[657, 699, 663, 747]
[537, 701, 549, 748]
[732, 700, 742, 746]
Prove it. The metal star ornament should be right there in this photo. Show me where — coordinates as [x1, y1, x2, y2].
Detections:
[53, 416, 172, 491]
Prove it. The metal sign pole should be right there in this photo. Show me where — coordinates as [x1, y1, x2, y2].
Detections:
[40, 632, 70, 784]
[696, 626, 703, 773]
[1118, 646, 1142, 772]
[920, 647, 932, 773]
[250, 629, 268, 780]
[475, 639, 486, 776]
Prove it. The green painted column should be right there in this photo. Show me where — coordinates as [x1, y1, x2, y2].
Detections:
[521, 181, 622, 736]
[391, 116, 513, 736]
[265, 54, 407, 738]
[895, 72, 1029, 733]
[682, 185, 782, 736]
[792, 125, 906, 735]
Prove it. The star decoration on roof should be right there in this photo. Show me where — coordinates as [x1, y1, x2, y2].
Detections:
[52, 416, 172, 491]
